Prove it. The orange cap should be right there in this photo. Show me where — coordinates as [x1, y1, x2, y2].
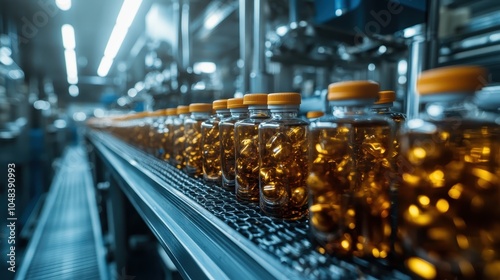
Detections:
[306, 111, 324, 119]
[243, 93, 268, 105]
[213, 99, 228, 110]
[227, 98, 247, 109]
[189, 103, 212, 112]
[165, 108, 177, 116]
[417, 65, 488, 95]
[151, 109, 167, 117]
[328, 81, 379, 101]
[268, 92, 301, 105]
[177, 105, 189, 115]
[375, 90, 396, 104]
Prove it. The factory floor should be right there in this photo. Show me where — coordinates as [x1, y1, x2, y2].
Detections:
[13, 146, 108, 280]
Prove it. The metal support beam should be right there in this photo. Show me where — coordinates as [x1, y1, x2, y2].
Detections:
[239, 0, 253, 94]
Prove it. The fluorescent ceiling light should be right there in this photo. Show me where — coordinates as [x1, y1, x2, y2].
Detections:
[61, 24, 76, 49]
[117, 0, 143, 28]
[97, 56, 114, 77]
[56, 0, 71, 11]
[204, 12, 222, 30]
[69, 85, 79, 97]
[104, 26, 128, 58]
[193, 62, 216, 74]
[97, 0, 143, 77]
[64, 49, 78, 84]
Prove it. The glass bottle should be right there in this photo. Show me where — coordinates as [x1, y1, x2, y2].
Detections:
[372, 90, 407, 256]
[184, 103, 212, 177]
[259, 92, 309, 220]
[235, 93, 270, 202]
[160, 108, 177, 161]
[201, 99, 230, 184]
[398, 66, 500, 280]
[307, 81, 394, 258]
[134, 112, 150, 150]
[220, 98, 249, 190]
[171, 105, 190, 169]
[149, 109, 166, 156]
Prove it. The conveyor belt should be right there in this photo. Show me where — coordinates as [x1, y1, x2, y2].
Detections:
[89, 131, 412, 280]
[16, 147, 108, 280]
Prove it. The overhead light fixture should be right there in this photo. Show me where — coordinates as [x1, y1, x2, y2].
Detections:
[97, 56, 114, 77]
[62, 24, 78, 84]
[204, 12, 223, 30]
[104, 26, 128, 58]
[64, 49, 78, 84]
[61, 24, 75, 50]
[116, 0, 143, 28]
[56, 0, 72, 11]
[97, 0, 143, 77]
[0, 47, 13, 66]
[69, 84, 79, 97]
[193, 62, 216, 74]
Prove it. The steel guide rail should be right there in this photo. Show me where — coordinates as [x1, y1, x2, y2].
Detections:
[87, 130, 412, 280]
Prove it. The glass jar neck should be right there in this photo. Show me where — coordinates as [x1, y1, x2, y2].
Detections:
[190, 111, 211, 119]
[269, 106, 300, 118]
[230, 108, 249, 118]
[372, 103, 393, 111]
[216, 109, 231, 118]
[248, 106, 270, 118]
[420, 93, 475, 120]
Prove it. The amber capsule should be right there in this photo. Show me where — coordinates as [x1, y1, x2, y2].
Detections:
[220, 98, 249, 190]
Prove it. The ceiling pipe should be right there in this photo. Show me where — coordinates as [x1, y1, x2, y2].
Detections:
[250, 0, 270, 93]
[239, 0, 253, 94]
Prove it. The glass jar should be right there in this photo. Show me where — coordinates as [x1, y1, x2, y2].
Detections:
[149, 109, 166, 156]
[259, 92, 309, 220]
[201, 99, 230, 184]
[307, 81, 394, 258]
[398, 66, 500, 280]
[220, 98, 249, 190]
[171, 105, 190, 169]
[372, 90, 407, 255]
[134, 112, 150, 150]
[185, 103, 212, 177]
[160, 108, 177, 161]
[235, 93, 270, 202]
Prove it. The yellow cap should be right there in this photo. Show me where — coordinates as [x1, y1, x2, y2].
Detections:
[189, 103, 212, 112]
[213, 99, 228, 110]
[243, 93, 268, 105]
[375, 90, 396, 104]
[328, 81, 379, 101]
[150, 109, 167, 117]
[165, 108, 177, 116]
[135, 111, 150, 118]
[177, 105, 189, 115]
[306, 111, 324, 119]
[268, 92, 301, 105]
[417, 65, 488, 95]
[227, 98, 247, 109]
